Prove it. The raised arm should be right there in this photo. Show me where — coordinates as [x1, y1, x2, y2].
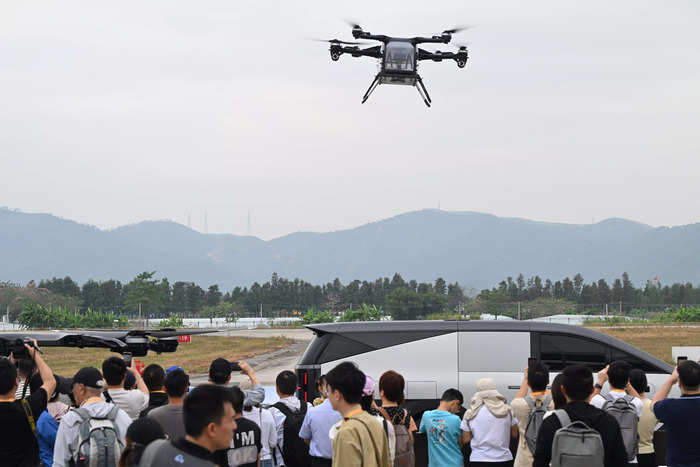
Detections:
[25, 340, 56, 397]
[651, 366, 678, 410]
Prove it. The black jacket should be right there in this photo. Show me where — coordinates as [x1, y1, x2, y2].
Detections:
[533, 401, 629, 467]
[139, 391, 169, 418]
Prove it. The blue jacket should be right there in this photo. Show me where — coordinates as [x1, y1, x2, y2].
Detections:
[36, 410, 58, 467]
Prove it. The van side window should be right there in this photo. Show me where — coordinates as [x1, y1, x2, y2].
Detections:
[319, 334, 374, 363]
[538, 333, 607, 371]
[610, 347, 665, 373]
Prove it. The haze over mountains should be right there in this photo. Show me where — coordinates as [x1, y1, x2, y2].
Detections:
[1, 207, 699, 290]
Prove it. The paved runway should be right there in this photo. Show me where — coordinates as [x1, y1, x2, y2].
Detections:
[190, 327, 315, 387]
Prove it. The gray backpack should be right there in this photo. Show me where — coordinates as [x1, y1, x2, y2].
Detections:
[601, 394, 638, 461]
[524, 395, 552, 454]
[380, 408, 415, 467]
[551, 410, 604, 467]
[73, 406, 124, 467]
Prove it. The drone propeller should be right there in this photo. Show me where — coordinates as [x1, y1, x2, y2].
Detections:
[442, 25, 473, 35]
[311, 38, 369, 45]
[343, 19, 363, 30]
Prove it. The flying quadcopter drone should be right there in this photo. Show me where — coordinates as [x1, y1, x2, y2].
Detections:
[315, 23, 470, 107]
[0, 328, 214, 357]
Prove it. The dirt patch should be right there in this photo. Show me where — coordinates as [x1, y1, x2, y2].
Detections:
[41, 335, 293, 376]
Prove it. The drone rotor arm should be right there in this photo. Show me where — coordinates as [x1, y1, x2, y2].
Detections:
[412, 36, 451, 45]
[417, 48, 468, 67]
[333, 45, 382, 60]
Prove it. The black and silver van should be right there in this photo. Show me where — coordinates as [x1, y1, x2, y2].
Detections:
[296, 320, 673, 411]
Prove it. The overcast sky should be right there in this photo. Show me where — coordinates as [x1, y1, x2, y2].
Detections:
[1, 0, 698, 239]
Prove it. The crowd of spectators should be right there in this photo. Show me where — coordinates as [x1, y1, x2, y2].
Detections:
[1, 338, 698, 467]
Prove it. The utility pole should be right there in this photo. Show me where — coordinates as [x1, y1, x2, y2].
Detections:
[605, 303, 609, 316]
[517, 301, 521, 320]
[619, 301, 622, 315]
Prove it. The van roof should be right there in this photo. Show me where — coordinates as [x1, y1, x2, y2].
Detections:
[305, 320, 672, 373]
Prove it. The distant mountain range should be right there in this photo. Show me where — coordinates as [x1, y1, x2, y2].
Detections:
[1, 208, 699, 290]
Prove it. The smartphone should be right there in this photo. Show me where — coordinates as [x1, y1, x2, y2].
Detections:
[229, 361, 242, 372]
[123, 352, 132, 367]
[528, 357, 537, 368]
[677, 356, 688, 364]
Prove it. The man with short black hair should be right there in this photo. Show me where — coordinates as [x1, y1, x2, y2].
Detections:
[512, 361, 551, 467]
[102, 355, 149, 419]
[420, 389, 465, 467]
[138, 384, 238, 466]
[591, 361, 643, 463]
[139, 363, 167, 418]
[652, 360, 700, 466]
[53, 367, 132, 467]
[209, 358, 265, 408]
[0, 340, 56, 467]
[148, 368, 190, 441]
[326, 362, 390, 467]
[533, 364, 628, 467]
[215, 386, 262, 467]
[269, 370, 312, 466]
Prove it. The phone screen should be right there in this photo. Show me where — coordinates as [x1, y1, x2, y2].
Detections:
[123, 353, 132, 367]
[677, 356, 688, 364]
[528, 357, 537, 368]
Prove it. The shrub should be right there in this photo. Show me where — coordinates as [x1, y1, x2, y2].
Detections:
[301, 308, 334, 324]
[18, 303, 127, 329]
[339, 304, 383, 322]
[157, 315, 184, 328]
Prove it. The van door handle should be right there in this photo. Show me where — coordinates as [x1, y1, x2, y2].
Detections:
[508, 385, 521, 390]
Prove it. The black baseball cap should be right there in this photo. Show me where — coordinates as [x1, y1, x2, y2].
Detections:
[209, 358, 232, 379]
[73, 367, 105, 389]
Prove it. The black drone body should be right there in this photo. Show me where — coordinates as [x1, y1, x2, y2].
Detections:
[318, 24, 469, 107]
[0, 328, 214, 358]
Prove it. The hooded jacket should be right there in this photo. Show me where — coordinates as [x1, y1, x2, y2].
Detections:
[53, 399, 132, 467]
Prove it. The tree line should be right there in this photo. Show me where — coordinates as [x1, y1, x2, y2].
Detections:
[478, 272, 700, 306]
[2, 271, 698, 321]
[21, 272, 464, 318]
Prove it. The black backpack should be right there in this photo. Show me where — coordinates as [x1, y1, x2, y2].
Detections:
[272, 402, 310, 467]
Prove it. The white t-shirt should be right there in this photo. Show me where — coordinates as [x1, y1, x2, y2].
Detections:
[104, 388, 149, 419]
[243, 407, 277, 460]
[591, 391, 643, 463]
[461, 408, 518, 462]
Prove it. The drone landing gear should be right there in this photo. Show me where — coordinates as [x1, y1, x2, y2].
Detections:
[362, 75, 380, 104]
[415, 76, 432, 107]
[361, 74, 432, 107]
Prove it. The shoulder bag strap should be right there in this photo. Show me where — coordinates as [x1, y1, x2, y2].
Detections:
[376, 406, 391, 422]
[348, 417, 383, 467]
[272, 402, 293, 418]
[103, 389, 113, 403]
[21, 398, 37, 436]
[553, 409, 571, 428]
[525, 395, 535, 410]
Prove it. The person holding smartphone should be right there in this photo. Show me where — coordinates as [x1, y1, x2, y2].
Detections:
[0, 339, 56, 467]
[651, 360, 700, 467]
[511, 360, 551, 467]
[102, 355, 149, 419]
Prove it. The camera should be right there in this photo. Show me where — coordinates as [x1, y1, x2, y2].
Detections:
[0, 338, 39, 359]
[229, 361, 242, 372]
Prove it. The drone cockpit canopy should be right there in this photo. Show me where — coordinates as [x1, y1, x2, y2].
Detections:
[383, 42, 415, 74]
